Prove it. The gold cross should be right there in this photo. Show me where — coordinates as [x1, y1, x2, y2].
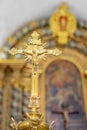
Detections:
[9, 31, 62, 66]
[9, 31, 62, 96]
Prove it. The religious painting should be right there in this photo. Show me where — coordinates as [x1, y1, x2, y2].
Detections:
[45, 60, 85, 130]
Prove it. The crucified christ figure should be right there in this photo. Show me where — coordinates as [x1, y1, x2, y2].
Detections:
[9, 31, 62, 97]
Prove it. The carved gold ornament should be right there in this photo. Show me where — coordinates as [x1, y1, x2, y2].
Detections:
[50, 2, 77, 45]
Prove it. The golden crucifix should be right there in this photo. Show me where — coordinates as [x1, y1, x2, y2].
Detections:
[10, 31, 62, 97]
[10, 31, 62, 130]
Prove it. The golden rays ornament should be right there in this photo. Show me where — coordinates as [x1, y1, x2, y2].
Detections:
[50, 2, 77, 45]
[9, 31, 62, 130]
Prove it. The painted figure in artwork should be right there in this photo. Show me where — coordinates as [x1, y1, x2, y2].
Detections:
[59, 16, 68, 31]
[45, 60, 84, 130]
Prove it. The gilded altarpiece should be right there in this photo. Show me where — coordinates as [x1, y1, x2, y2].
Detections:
[0, 3, 87, 130]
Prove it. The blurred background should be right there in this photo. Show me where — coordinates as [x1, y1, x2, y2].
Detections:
[0, 0, 87, 46]
[0, 1, 87, 130]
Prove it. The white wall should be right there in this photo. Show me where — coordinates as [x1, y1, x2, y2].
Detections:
[0, 0, 87, 46]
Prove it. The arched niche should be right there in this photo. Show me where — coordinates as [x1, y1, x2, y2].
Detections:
[40, 59, 87, 130]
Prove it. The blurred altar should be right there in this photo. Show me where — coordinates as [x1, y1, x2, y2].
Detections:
[0, 1, 87, 130]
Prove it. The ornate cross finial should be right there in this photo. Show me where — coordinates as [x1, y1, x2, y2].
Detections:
[59, 2, 69, 12]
